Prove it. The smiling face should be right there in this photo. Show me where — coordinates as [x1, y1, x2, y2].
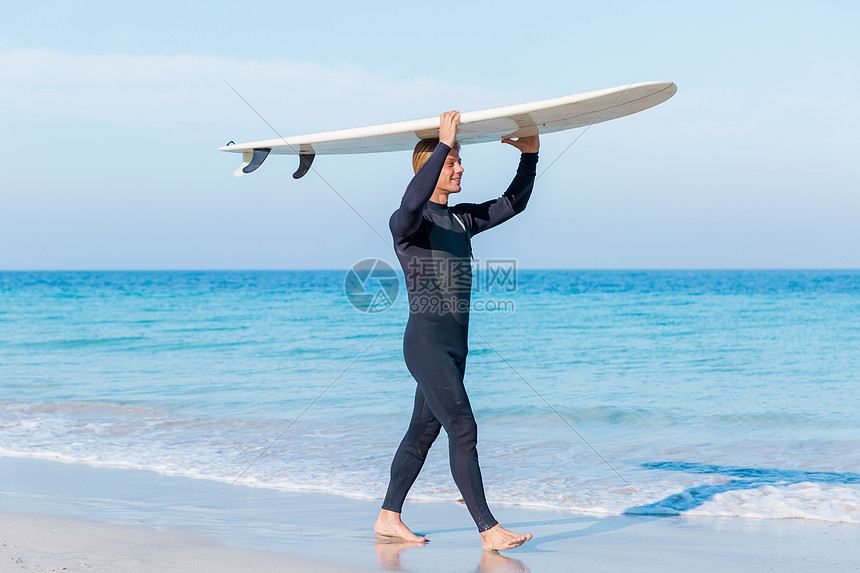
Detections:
[435, 149, 464, 194]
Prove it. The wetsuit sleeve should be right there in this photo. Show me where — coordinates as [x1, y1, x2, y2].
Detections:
[453, 152, 538, 236]
[389, 142, 451, 240]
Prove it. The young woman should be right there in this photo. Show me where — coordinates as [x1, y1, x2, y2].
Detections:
[375, 111, 539, 550]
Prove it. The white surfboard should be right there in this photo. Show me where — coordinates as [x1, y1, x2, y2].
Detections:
[221, 81, 676, 178]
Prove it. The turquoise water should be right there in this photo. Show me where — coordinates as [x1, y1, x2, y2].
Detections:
[1, 270, 859, 522]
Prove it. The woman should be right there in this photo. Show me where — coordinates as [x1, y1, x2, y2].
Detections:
[374, 111, 540, 551]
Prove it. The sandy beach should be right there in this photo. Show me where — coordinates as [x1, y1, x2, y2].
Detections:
[1, 511, 378, 573]
[1, 456, 858, 572]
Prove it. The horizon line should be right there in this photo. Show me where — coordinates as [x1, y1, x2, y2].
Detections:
[1, 268, 858, 273]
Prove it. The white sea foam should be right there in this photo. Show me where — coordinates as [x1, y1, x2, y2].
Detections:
[2, 400, 858, 524]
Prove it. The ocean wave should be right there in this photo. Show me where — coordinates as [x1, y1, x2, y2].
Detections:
[2, 400, 858, 524]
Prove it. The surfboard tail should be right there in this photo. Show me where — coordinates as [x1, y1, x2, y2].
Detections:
[231, 147, 314, 179]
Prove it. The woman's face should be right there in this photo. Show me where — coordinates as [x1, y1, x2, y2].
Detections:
[436, 149, 464, 194]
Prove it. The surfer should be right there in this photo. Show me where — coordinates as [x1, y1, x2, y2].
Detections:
[374, 111, 539, 550]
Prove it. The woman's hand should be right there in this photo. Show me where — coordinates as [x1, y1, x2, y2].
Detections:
[439, 111, 460, 147]
[502, 134, 540, 153]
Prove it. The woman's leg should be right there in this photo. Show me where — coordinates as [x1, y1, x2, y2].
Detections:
[413, 353, 532, 549]
[382, 386, 442, 513]
[412, 353, 498, 532]
[403, 327, 498, 532]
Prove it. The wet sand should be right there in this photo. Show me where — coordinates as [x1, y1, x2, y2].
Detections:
[1, 457, 858, 572]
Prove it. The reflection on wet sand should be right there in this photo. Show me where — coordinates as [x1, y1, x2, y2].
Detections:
[480, 549, 531, 572]
[373, 538, 530, 572]
[374, 539, 422, 570]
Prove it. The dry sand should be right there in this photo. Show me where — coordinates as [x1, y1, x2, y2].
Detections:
[1, 511, 375, 572]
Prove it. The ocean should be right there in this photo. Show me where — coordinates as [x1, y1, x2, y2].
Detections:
[1, 270, 858, 523]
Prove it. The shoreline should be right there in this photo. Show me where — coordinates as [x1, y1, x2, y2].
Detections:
[2, 457, 859, 572]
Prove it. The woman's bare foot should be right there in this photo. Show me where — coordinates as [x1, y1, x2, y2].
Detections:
[374, 509, 426, 544]
[480, 524, 532, 551]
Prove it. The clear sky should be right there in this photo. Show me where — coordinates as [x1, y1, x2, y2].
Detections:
[2, 0, 858, 269]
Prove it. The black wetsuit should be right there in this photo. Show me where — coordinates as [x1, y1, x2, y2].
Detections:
[382, 142, 538, 531]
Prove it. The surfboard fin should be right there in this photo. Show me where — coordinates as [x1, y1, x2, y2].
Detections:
[233, 148, 271, 177]
[293, 153, 315, 179]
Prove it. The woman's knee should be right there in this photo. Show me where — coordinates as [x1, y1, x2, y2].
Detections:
[449, 417, 478, 454]
[408, 419, 442, 457]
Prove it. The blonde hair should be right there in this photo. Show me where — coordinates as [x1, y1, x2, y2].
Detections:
[412, 138, 461, 174]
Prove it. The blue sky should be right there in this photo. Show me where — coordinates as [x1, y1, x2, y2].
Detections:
[2, 1, 858, 269]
